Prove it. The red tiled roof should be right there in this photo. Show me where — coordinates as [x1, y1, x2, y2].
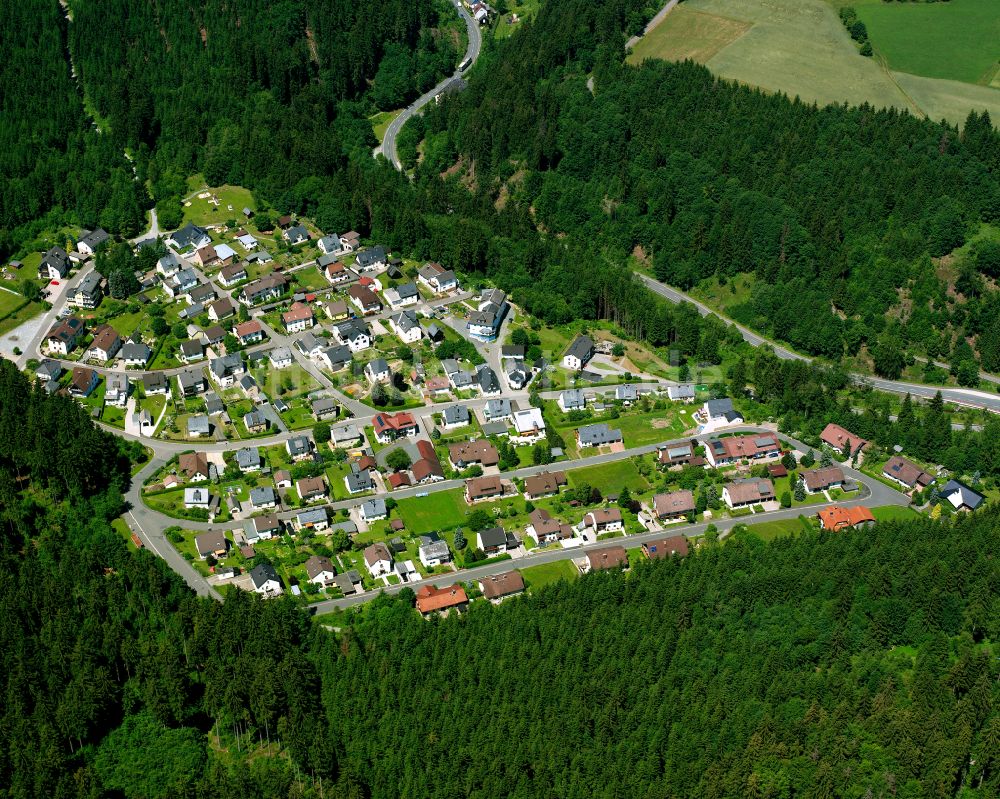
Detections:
[416, 584, 468, 613]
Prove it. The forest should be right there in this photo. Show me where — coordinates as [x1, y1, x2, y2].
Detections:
[2, 358, 999, 799]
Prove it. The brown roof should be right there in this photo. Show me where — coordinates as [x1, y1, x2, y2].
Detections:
[196, 244, 217, 262]
[725, 479, 775, 505]
[70, 367, 97, 394]
[767, 464, 788, 478]
[820, 423, 869, 455]
[523, 471, 567, 498]
[305, 555, 335, 580]
[652, 490, 695, 517]
[466, 475, 504, 500]
[296, 476, 327, 497]
[240, 545, 256, 559]
[479, 571, 525, 600]
[586, 546, 628, 571]
[448, 439, 499, 467]
[220, 263, 247, 281]
[708, 433, 780, 461]
[528, 508, 573, 540]
[387, 472, 411, 489]
[210, 297, 235, 317]
[282, 301, 314, 324]
[251, 514, 281, 532]
[195, 530, 227, 557]
[235, 320, 262, 337]
[803, 466, 845, 492]
[415, 584, 468, 613]
[412, 457, 443, 482]
[90, 324, 120, 353]
[47, 317, 84, 344]
[883, 456, 933, 488]
[348, 284, 380, 308]
[642, 536, 689, 560]
[178, 451, 209, 479]
[274, 469, 291, 483]
[364, 542, 391, 566]
[585, 507, 622, 526]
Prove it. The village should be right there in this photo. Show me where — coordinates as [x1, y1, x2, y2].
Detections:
[7, 198, 990, 617]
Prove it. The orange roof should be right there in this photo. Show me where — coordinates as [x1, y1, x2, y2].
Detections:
[416, 584, 468, 613]
[817, 505, 874, 531]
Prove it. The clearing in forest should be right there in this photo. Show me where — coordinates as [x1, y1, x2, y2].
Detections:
[627, 6, 751, 65]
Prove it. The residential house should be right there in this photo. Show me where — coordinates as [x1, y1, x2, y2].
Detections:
[418, 537, 451, 568]
[658, 441, 700, 468]
[583, 546, 628, 573]
[347, 283, 382, 315]
[653, 490, 695, 521]
[219, 263, 248, 287]
[87, 325, 121, 362]
[523, 471, 568, 500]
[179, 339, 205, 363]
[882, 456, 933, 490]
[177, 370, 206, 396]
[576, 423, 623, 448]
[67, 271, 103, 309]
[305, 555, 337, 587]
[479, 572, 525, 603]
[319, 344, 352, 372]
[249, 486, 278, 510]
[294, 332, 325, 360]
[411, 439, 445, 484]
[476, 364, 502, 396]
[232, 320, 262, 346]
[273, 470, 293, 489]
[38, 246, 71, 280]
[345, 462, 375, 494]
[701, 398, 743, 425]
[364, 358, 391, 384]
[354, 246, 387, 272]
[163, 268, 198, 298]
[184, 487, 210, 509]
[476, 527, 511, 555]
[34, 360, 63, 384]
[415, 584, 468, 616]
[195, 530, 228, 559]
[204, 325, 226, 347]
[105, 373, 130, 407]
[311, 397, 338, 420]
[249, 563, 283, 597]
[383, 282, 419, 310]
[268, 346, 293, 369]
[722, 478, 775, 508]
[526, 508, 575, 545]
[467, 288, 508, 342]
[208, 297, 235, 322]
[156, 253, 181, 278]
[465, 475, 507, 503]
[283, 224, 309, 245]
[235, 447, 262, 472]
[286, 435, 313, 461]
[322, 259, 357, 285]
[296, 476, 328, 503]
[120, 338, 152, 367]
[442, 404, 470, 429]
[76, 228, 110, 257]
[330, 423, 362, 447]
[282, 302, 314, 333]
[389, 310, 422, 343]
[324, 298, 349, 321]
[194, 244, 219, 267]
[511, 408, 546, 443]
[44, 317, 84, 355]
[642, 536, 689, 559]
[243, 410, 267, 434]
[504, 359, 530, 390]
[236, 232, 257, 251]
[667, 384, 696, 403]
[372, 411, 418, 444]
[940, 479, 985, 512]
[166, 222, 211, 254]
[558, 389, 586, 413]
[803, 466, 846, 494]
[615, 384, 638, 405]
[142, 372, 168, 395]
[820, 423, 869, 458]
[294, 507, 329, 532]
[417, 261, 458, 294]
[704, 433, 781, 468]
[317, 235, 343, 256]
[583, 508, 624, 534]
[69, 367, 99, 398]
[482, 398, 513, 423]
[448, 439, 499, 469]
[178, 451, 210, 481]
[562, 335, 595, 370]
[364, 543, 393, 577]
[333, 319, 372, 352]
[210, 352, 245, 387]
[334, 570, 363, 595]
[238, 273, 289, 306]
[817, 506, 876, 532]
[358, 497, 389, 524]
[204, 392, 224, 415]
[187, 415, 211, 437]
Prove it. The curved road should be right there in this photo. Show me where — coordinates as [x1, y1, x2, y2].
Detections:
[637, 273, 1000, 414]
[381, 4, 481, 169]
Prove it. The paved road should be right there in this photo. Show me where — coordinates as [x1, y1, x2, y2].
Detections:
[130, 207, 160, 245]
[310, 430, 906, 613]
[625, 0, 681, 51]
[381, 4, 481, 169]
[637, 273, 1000, 413]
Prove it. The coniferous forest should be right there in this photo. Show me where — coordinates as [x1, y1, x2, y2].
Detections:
[2, 357, 1000, 799]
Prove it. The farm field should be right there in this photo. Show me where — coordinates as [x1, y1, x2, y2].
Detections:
[627, 6, 751, 65]
[631, 0, 1000, 126]
[855, 0, 999, 86]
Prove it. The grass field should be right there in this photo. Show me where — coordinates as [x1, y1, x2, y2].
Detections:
[568, 459, 651, 495]
[0, 289, 26, 317]
[744, 515, 813, 542]
[628, 6, 751, 65]
[856, 0, 999, 86]
[183, 184, 256, 227]
[871, 505, 920, 523]
[520, 560, 577, 590]
[395, 487, 470, 533]
[369, 110, 402, 143]
[632, 0, 1000, 127]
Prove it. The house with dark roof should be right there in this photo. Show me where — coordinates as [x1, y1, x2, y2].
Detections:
[166, 222, 211, 253]
[652, 490, 695, 520]
[67, 271, 103, 309]
[249, 563, 282, 596]
[195, 530, 228, 559]
[45, 317, 85, 355]
[642, 536, 689, 560]
[562, 335, 595, 370]
[523, 471, 568, 500]
[305, 555, 337, 587]
[38, 246, 71, 280]
[345, 462, 375, 494]
[468, 289, 508, 342]
[177, 370, 206, 396]
[476, 526, 511, 555]
[347, 283, 382, 315]
[354, 246, 387, 272]
[120, 338, 152, 366]
[77, 228, 110, 257]
[576, 423, 623, 448]
[882, 456, 933, 490]
[69, 367, 99, 398]
[939, 479, 984, 512]
[722, 478, 775, 508]
[558, 389, 586, 412]
[333, 319, 372, 352]
[238, 273, 289, 305]
[283, 224, 310, 245]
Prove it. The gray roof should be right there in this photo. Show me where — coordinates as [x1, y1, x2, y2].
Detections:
[169, 222, 209, 249]
[396, 282, 418, 299]
[360, 497, 387, 518]
[577, 423, 623, 446]
[484, 398, 511, 418]
[178, 370, 204, 389]
[250, 486, 277, 506]
[561, 389, 585, 408]
[312, 397, 338, 415]
[75, 271, 103, 296]
[322, 344, 352, 367]
[615, 384, 637, 401]
[668, 384, 696, 399]
[335, 319, 369, 343]
[249, 563, 280, 589]
[235, 447, 261, 469]
[346, 464, 375, 493]
[705, 398, 735, 417]
[419, 539, 450, 560]
[285, 224, 309, 242]
[287, 436, 311, 456]
[243, 410, 266, 428]
[443, 405, 469, 425]
[481, 421, 508, 436]
[295, 332, 324, 355]
[355, 246, 387, 268]
[211, 352, 244, 377]
[441, 358, 461, 375]
[477, 365, 501, 393]
[36, 360, 63, 380]
[79, 228, 110, 250]
[297, 507, 328, 525]
[940, 479, 984, 510]
[478, 527, 507, 548]
[565, 335, 594, 361]
[187, 415, 210, 434]
[204, 392, 224, 414]
[367, 358, 390, 375]
[121, 339, 151, 361]
[391, 310, 420, 333]
[318, 235, 340, 252]
[331, 423, 360, 443]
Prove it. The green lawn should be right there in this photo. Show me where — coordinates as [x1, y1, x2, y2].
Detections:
[369, 109, 402, 143]
[0, 288, 27, 316]
[520, 560, 577, 590]
[0, 291, 44, 337]
[744, 515, 813, 542]
[568, 459, 651, 495]
[614, 408, 693, 447]
[290, 265, 328, 292]
[857, 0, 999, 86]
[183, 184, 256, 227]
[871, 505, 920, 523]
[395, 488, 470, 534]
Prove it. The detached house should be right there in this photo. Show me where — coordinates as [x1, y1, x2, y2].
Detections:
[87, 325, 121, 363]
[69, 367, 99, 398]
[882, 456, 933, 491]
[418, 536, 451, 568]
[282, 302, 314, 332]
[479, 572, 525, 603]
[468, 289, 508, 342]
[722, 478, 775, 509]
[583, 546, 628, 573]
[166, 222, 211, 254]
[67, 272, 103, 309]
[803, 466, 845, 494]
[305, 555, 337, 587]
[415, 584, 467, 616]
[283, 224, 310, 245]
[558, 389, 586, 413]
[354, 246, 387, 272]
[38, 246, 71, 280]
[372, 411, 418, 444]
[583, 508, 624, 534]
[940, 479, 985, 512]
[642, 536, 689, 560]
[653, 490, 696, 521]
[383, 282, 419, 310]
[465, 475, 507, 503]
[250, 563, 283, 597]
[704, 433, 781, 468]
[820, 423, 869, 458]
[238, 273, 289, 306]
[390, 310, 422, 343]
[235, 320, 264, 345]
[333, 319, 372, 352]
[76, 228, 110, 257]
[576, 423, 623, 448]
[348, 283, 382, 315]
[562, 335, 595, 370]
[45, 317, 85, 355]
[526, 508, 574, 545]
[364, 543, 393, 578]
[219, 263, 248, 286]
[417, 262, 458, 294]
[476, 526, 513, 556]
[210, 353, 245, 387]
[523, 471, 567, 500]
